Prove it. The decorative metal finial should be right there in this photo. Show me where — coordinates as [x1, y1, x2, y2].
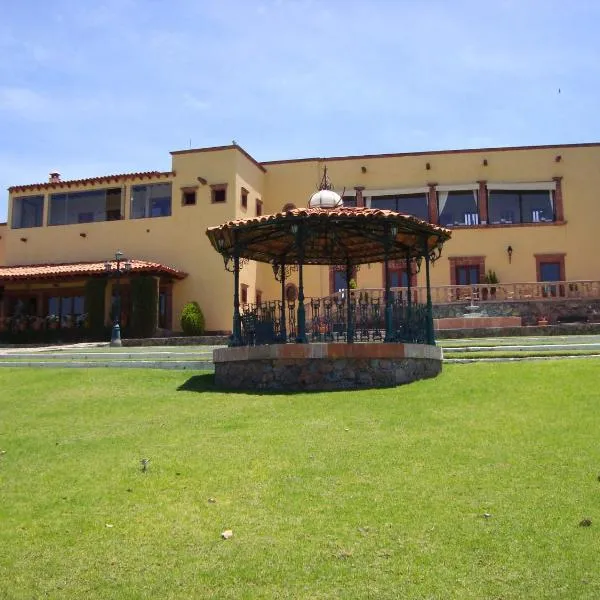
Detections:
[318, 165, 334, 191]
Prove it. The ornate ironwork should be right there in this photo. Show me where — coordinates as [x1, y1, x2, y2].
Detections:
[237, 294, 431, 347]
[272, 262, 297, 282]
[223, 254, 248, 272]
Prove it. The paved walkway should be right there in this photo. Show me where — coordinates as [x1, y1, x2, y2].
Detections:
[1, 336, 599, 369]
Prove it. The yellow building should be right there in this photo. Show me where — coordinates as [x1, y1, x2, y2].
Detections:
[1, 142, 599, 337]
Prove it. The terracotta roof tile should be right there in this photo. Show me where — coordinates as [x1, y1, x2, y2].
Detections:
[9, 171, 175, 194]
[0, 259, 187, 281]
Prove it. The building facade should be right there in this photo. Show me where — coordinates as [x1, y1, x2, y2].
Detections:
[1, 142, 599, 335]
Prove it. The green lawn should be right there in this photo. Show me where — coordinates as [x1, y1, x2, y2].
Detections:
[1, 362, 600, 599]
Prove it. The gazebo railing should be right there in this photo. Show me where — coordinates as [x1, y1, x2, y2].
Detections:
[240, 293, 430, 346]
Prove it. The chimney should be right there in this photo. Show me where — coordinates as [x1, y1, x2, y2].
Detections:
[49, 172, 61, 183]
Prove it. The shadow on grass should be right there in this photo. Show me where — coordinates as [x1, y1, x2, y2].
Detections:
[177, 374, 217, 393]
[176, 373, 389, 396]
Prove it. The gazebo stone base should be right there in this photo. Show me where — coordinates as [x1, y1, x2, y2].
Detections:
[213, 343, 442, 391]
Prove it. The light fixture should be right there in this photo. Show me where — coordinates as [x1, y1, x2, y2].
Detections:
[555, 155, 562, 163]
[79, 232, 87, 238]
[197, 176, 208, 185]
[507, 245, 513, 263]
[361, 166, 367, 173]
[390, 224, 398, 237]
[290, 223, 299, 234]
[217, 238, 225, 250]
[425, 162, 431, 170]
[20, 237, 27, 243]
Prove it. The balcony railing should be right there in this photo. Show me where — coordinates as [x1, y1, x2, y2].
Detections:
[354, 280, 600, 305]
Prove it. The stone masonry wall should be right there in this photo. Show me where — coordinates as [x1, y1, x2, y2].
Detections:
[215, 356, 441, 391]
[433, 299, 600, 325]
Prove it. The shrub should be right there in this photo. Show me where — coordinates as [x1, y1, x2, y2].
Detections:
[180, 301, 205, 336]
[131, 276, 158, 338]
[84, 278, 107, 334]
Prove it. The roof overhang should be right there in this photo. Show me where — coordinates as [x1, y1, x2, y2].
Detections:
[206, 207, 451, 265]
[0, 259, 187, 282]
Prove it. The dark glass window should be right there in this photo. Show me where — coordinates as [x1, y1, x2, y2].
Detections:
[182, 190, 196, 206]
[488, 190, 554, 224]
[334, 270, 347, 292]
[438, 190, 479, 226]
[256, 200, 263, 216]
[12, 195, 44, 229]
[49, 188, 123, 225]
[370, 194, 428, 220]
[343, 196, 357, 207]
[390, 269, 409, 287]
[456, 266, 480, 285]
[131, 183, 172, 219]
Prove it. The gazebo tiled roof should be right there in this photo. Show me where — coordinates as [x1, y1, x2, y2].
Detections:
[0, 259, 187, 282]
[206, 207, 451, 265]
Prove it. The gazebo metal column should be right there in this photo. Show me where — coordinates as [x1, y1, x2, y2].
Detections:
[273, 261, 288, 343]
[345, 259, 354, 343]
[220, 231, 243, 347]
[423, 240, 435, 345]
[292, 223, 307, 343]
[383, 223, 397, 342]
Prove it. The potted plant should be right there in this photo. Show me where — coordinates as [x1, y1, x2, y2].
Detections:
[484, 269, 499, 300]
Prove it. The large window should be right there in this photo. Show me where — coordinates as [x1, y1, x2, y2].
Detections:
[12, 195, 44, 229]
[370, 193, 428, 220]
[488, 189, 554, 224]
[49, 188, 123, 225]
[48, 294, 85, 327]
[438, 190, 479, 226]
[131, 183, 172, 219]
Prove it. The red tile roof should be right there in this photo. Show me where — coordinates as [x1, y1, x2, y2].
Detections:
[8, 171, 175, 194]
[0, 259, 187, 281]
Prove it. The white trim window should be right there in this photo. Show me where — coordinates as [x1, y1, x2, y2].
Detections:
[131, 183, 172, 219]
[366, 187, 429, 220]
[436, 184, 479, 227]
[487, 182, 555, 224]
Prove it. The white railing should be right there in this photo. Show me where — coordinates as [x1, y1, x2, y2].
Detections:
[355, 280, 600, 304]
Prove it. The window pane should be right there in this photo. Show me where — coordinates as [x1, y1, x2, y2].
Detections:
[12, 195, 44, 228]
[131, 184, 172, 218]
[521, 191, 553, 223]
[371, 196, 397, 211]
[343, 196, 357, 207]
[334, 270, 347, 291]
[49, 194, 68, 225]
[540, 262, 561, 281]
[439, 191, 478, 226]
[371, 194, 428, 220]
[66, 190, 107, 224]
[488, 191, 520, 224]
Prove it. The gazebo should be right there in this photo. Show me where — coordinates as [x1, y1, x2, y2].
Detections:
[206, 180, 451, 391]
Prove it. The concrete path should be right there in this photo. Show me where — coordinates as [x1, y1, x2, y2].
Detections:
[1, 336, 600, 369]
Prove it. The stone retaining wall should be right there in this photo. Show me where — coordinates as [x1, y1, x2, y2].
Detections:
[433, 299, 600, 325]
[213, 343, 442, 391]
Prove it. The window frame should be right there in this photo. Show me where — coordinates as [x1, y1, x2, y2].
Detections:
[241, 187, 248, 210]
[181, 186, 198, 206]
[130, 183, 172, 220]
[11, 194, 44, 229]
[211, 184, 227, 204]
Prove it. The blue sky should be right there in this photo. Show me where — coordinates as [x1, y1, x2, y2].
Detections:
[2, 0, 600, 221]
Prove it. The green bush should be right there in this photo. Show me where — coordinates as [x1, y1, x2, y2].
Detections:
[131, 276, 158, 338]
[180, 301, 205, 336]
[84, 278, 107, 334]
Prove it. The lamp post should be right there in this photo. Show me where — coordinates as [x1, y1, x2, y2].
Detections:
[104, 250, 132, 347]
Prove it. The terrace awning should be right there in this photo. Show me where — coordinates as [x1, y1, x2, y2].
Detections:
[0, 259, 187, 282]
[206, 207, 451, 266]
